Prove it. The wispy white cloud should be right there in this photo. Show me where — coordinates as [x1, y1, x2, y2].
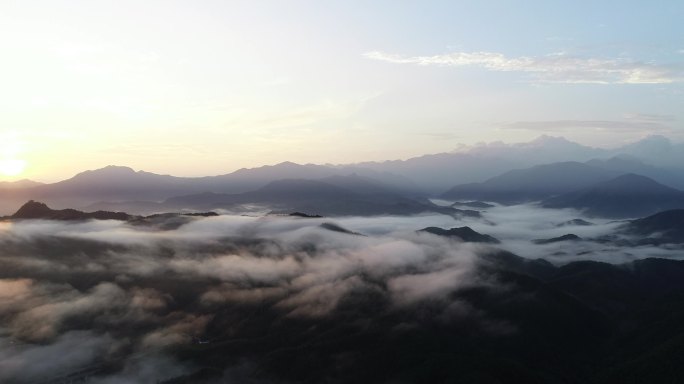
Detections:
[623, 113, 676, 122]
[364, 51, 683, 84]
[503, 119, 673, 133]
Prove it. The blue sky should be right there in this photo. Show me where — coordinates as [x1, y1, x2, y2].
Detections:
[0, 1, 682, 180]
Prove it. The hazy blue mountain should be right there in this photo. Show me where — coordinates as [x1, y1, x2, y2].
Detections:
[442, 161, 620, 203]
[0, 166, 203, 213]
[467, 135, 606, 162]
[586, 155, 684, 189]
[353, 135, 610, 194]
[225, 161, 418, 194]
[0, 163, 418, 215]
[543, 174, 684, 218]
[4, 135, 684, 216]
[318, 173, 403, 196]
[351, 135, 684, 194]
[586, 155, 658, 175]
[163, 176, 460, 217]
[621, 209, 684, 244]
[47, 163, 342, 200]
[613, 135, 684, 168]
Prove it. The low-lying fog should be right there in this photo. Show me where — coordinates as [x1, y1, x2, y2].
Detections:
[0, 204, 681, 382]
[431, 200, 684, 263]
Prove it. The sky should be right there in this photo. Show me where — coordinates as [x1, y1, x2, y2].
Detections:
[1, 0, 683, 181]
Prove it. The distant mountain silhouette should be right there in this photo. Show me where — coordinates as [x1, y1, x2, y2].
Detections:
[56, 163, 348, 202]
[163, 177, 460, 217]
[319, 173, 402, 196]
[616, 135, 684, 168]
[0, 179, 44, 189]
[0, 163, 419, 215]
[1, 166, 204, 212]
[353, 135, 684, 193]
[419, 226, 500, 243]
[543, 174, 684, 218]
[227, 162, 418, 194]
[586, 155, 658, 175]
[3, 135, 684, 215]
[442, 161, 619, 203]
[622, 209, 684, 244]
[11, 200, 131, 221]
[586, 155, 684, 190]
[533, 234, 581, 244]
[353, 135, 609, 194]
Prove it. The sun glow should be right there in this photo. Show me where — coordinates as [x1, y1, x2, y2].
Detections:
[0, 136, 27, 177]
[0, 158, 26, 176]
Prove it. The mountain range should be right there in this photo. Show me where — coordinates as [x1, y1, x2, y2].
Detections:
[91, 175, 469, 217]
[0, 164, 418, 215]
[357, 134, 684, 192]
[621, 209, 684, 244]
[543, 174, 684, 218]
[3, 135, 684, 217]
[442, 161, 621, 204]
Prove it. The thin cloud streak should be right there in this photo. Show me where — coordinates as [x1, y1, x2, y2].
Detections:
[502, 119, 673, 133]
[365, 51, 683, 84]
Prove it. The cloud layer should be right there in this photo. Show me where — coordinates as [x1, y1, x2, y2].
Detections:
[0, 215, 484, 382]
[365, 50, 683, 84]
[0, 207, 680, 382]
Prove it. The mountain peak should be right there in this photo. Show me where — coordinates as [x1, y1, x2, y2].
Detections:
[588, 173, 681, 196]
[100, 165, 137, 173]
[11, 200, 131, 221]
[543, 173, 684, 218]
[275, 161, 301, 167]
[67, 165, 139, 183]
[623, 135, 673, 152]
[602, 173, 664, 188]
[528, 135, 580, 148]
[231, 161, 305, 176]
[75, 165, 136, 177]
[12, 200, 53, 218]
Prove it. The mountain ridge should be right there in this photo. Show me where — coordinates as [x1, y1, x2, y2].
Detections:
[3, 135, 684, 215]
[441, 161, 620, 203]
[543, 174, 684, 218]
